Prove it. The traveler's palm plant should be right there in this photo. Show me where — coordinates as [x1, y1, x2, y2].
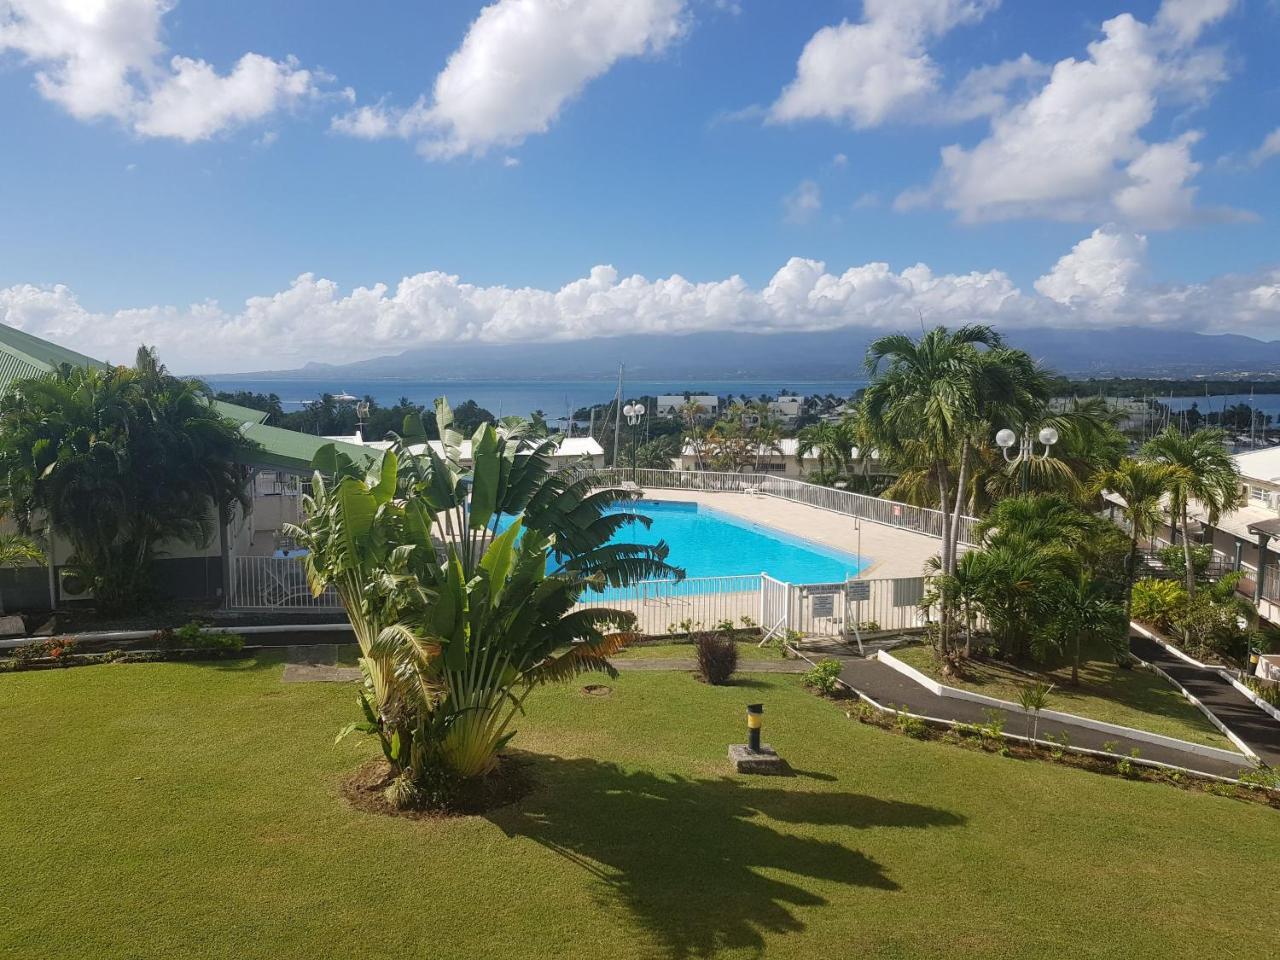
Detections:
[291, 400, 679, 794]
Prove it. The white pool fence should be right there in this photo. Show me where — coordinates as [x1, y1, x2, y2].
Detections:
[593, 468, 977, 546]
[227, 557, 929, 639]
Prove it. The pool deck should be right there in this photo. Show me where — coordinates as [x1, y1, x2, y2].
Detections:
[640, 489, 940, 580]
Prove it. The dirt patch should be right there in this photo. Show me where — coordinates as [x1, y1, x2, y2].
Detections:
[581, 683, 612, 697]
[340, 755, 535, 820]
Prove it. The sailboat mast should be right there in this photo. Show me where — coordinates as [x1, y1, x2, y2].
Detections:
[611, 363, 625, 467]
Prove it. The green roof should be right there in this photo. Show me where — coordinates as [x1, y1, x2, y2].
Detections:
[238, 422, 380, 473]
[0, 320, 371, 474]
[0, 321, 111, 395]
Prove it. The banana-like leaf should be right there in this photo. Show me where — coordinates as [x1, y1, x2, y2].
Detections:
[468, 423, 501, 530]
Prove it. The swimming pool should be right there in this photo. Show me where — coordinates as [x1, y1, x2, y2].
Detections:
[605, 500, 865, 585]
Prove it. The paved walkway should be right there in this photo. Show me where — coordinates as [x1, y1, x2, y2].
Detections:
[794, 641, 1255, 779]
[1130, 634, 1280, 767]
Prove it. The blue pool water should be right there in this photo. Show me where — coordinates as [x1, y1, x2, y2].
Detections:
[595, 500, 864, 585]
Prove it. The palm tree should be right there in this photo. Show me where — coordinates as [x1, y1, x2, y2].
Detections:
[1051, 571, 1127, 685]
[1140, 427, 1241, 595]
[795, 420, 854, 479]
[292, 399, 680, 796]
[969, 534, 1078, 660]
[0, 348, 251, 613]
[1090, 459, 1190, 621]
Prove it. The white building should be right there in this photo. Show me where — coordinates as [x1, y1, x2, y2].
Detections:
[656, 395, 719, 419]
[365, 435, 604, 470]
[675, 438, 889, 479]
[767, 396, 804, 423]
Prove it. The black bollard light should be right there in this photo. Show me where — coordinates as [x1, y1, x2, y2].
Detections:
[746, 703, 763, 753]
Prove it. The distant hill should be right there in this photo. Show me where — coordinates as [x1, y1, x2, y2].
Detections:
[208, 326, 1280, 381]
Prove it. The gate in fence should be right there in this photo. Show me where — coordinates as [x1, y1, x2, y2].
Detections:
[228, 555, 342, 610]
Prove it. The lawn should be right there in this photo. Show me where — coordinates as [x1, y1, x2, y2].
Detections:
[612, 640, 783, 662]
[2, 657, 1277, 960]
[891, 641, 1233, 750]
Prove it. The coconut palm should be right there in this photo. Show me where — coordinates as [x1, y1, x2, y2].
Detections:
[0, 348, 251, 613]
[292, 399, 680, 796]
[968, 535, 1077, 660]
[1089, 459, 1190, 621]
[1140, 426, 1241, 595]
[795, 420, 854, 479]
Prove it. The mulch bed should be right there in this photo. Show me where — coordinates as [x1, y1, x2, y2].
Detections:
[340, 755, 536, 820]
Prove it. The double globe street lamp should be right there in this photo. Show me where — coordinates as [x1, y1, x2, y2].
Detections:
[623, 400, 646, 483]
[996, 424, 1059, 493]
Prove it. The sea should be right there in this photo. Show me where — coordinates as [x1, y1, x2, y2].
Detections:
[204, 377, 868, 421]
[1157, 393, 1280, 419]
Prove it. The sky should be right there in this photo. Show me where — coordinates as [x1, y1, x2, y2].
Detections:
[1, 0, 1279, 373]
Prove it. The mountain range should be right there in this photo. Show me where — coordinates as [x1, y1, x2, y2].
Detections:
[210, 326, 1280, 381]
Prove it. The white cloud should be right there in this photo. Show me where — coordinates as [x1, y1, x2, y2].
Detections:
[1034, 227, 1148, 304]
[1249, 127, 1280, 166]
[769, 0, 999, 127]
[332, 0, 687, 158]
[1153, 0, 1236, 45]
[0, 0, 325, 141]
[7, 232, 1280, 373]
[782, 180, 821, 224]
[909, 1, 1240, 227]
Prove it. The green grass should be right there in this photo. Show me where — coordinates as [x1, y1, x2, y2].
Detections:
[2, 658, 1276, 960]
[891, 642, 1233, 749]
[612, 640, 783, 662]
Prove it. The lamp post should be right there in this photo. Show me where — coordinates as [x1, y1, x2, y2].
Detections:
[623, 400, 646, 483]
[995, 424, 1059, 494]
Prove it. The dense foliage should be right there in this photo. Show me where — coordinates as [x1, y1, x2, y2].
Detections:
[0, 348, 252, 613]
[291, 399, 679, 802]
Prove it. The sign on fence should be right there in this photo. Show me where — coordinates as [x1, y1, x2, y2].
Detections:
[846, 580, 871, 602]
[811, 593, 835, 618]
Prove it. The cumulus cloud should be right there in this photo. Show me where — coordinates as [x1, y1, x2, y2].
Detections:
[6, 234, 1280, 373]
[331, 0, 687, 158]
[770, 0, 999, 128]
[0, 0, 325, 141]
[1034, 227, 1148, 304]
[907, 0, 1242, 227]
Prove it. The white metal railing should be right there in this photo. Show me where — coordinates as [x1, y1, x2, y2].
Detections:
[228, 555, 341, 610]
[569, 572, 928, 639]
[596, 468, 977, 545]
[572, 575, 762, 637]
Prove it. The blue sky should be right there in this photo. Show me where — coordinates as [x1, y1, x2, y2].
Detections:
[1, 0, 1279, 372]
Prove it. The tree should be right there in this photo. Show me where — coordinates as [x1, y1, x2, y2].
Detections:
[1140, 426, 1241, 595]
[1089, 459, 1189, 622]
[795, 420, 855, 479]
[0, 348, 252, 613]
[1016, 681, 1053, 744]
[863, 325, 1050, 654]
[291, 399, 679, 800]
[1051, 571, 1127, 685]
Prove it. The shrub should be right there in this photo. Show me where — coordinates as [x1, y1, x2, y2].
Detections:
[693, 632, 738, 685]
[10, 637, 78, 666]
[1157, 544, 1214, 582]
[152, 621, 245, 654]
[803, 658, 843, 696]
[1130, 578, 1188, 632]
[895, 713, 928, 739]
[1244, 676, 1280, 708]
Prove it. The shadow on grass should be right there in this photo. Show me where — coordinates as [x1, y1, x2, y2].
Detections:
[488, 755, 965, 958]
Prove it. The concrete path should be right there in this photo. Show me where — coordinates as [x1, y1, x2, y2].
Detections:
[1130, 634, 1280, 767]
[794, 642, 1254, 779]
